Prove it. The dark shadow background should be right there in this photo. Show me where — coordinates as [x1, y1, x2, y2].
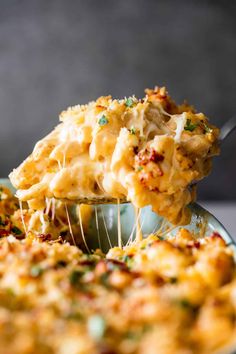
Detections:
[0, 0, 235, 199]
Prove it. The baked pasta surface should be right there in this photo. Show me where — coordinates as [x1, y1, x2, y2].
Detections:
[0, 186, 236, 354]
[10, 87, 219, 224]
[0, 230, 235, 354]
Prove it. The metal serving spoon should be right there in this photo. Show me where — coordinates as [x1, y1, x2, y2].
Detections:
[60, 117, 236, 205]
[220, 116, 236, 141]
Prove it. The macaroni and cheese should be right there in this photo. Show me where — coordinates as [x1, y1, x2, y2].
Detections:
[9, 87, 219, 224]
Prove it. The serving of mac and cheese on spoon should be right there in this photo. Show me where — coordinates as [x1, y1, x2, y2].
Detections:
[9, 87, 219, 225]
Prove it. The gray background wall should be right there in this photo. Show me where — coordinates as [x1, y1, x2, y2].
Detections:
[0, 0, 235, 200]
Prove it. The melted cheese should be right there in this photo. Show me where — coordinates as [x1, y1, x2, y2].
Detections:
[19, 200, 27, 235]
[77, 203, 90, 253]
[135, 206, 143, 242]
[64, 203, 76, 246]
[117, 199, 122, 248]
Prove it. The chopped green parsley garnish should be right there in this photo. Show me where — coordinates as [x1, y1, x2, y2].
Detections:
[67, 312, 82, 321]
[129, 126, 136, 135]
[88, 315, 106, 339]
[11, 226, 23, 235]
[178, 299, 194, 310]
[99, 272, 110, 288]
[122, 255, 134, 268]
[6, 288, 15, 296]
[137, 166, 143, 172]
[98, 115, 108, 126]
[125, 97, 135, 107]
[30, 265, 43, 278]
[123, 255, 130, 263]
[69, 270, 83, 286]
[203, 123, 212, 134]
[184, 119, 197, 132]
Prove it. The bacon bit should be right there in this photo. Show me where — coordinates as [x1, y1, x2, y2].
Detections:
[37, 233, 52, 242]
[211, 232, 222, 239]
[95, 259, 129, 276]
[155, 275, 165, 286]
[131, 270, 142, 279]
[186, 241, 200, 249]
[193, 241, 200, 249]
[78, 259, 96, 267]
[159, 94, 167, 100]
[137, 148, 164, 166]
[150, 186, 160, 192]
[209, 232, 225, 246]
[140, 175, 146, 183]
[96, 105, 106, 110]
[98, 345, 117, 354]
[106, 259, 129, 272]
[133, 146, 139, 155]
[149, 149, 164, 163]
[0, 229, 10, 237]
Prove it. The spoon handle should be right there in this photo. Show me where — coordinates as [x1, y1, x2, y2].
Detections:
[220, 116, 236, 142]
